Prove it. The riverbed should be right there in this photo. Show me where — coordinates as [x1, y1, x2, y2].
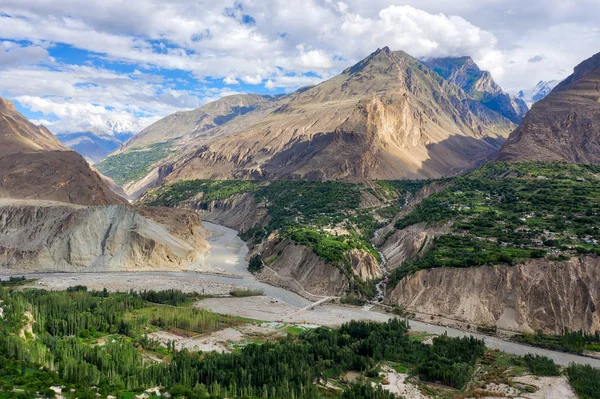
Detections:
[3, 221, 600, 368]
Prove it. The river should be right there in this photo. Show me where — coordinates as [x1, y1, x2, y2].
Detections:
[3, 221, 600, 368]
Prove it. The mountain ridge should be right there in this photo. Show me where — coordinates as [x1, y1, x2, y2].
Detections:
[0, 97, 126, 206]
[498, 51, 600, 163]
[423, 56, 529, 124]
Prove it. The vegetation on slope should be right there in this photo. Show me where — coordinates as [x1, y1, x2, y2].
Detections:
[146, 180, 259, 207]
[0, 287, 494, 398]
[96, 142, 173, 185]
[144, 179, 422, 286]
[389, 161, 600, 285]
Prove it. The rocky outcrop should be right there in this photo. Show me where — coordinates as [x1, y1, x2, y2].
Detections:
[498, 51, 600, 163]
[424, 56, 528, 124]
[0, 200, 209, 273]
[347, 249, 382, 280]
[258, 238, 350, 298]
[256, 234, 382, 298]
[388, 257, 600, 334]
[379, 224, 447, 271]
[193, 193, 267, 233]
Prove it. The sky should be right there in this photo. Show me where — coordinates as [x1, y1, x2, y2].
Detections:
[0, 0, 598, 134]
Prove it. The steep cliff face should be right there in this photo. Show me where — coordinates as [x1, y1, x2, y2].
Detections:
[388, 257, 600, 334]
[191, 193, 267, 234]
[379, 224, 446, 271]
[424, 56, 528, 124]
[498, 51, 600, 163]
[0, 200, 209, 272]
[258, 238, 351, 298]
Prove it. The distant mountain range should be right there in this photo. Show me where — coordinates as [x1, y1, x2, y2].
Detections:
[514, 80, 560, 106]
[56, 118, 138, 163]
[56, 128, 134, 164]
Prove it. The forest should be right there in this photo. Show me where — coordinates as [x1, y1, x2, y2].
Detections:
[2, 286, 599, 398]
[0, 287, 501, 399]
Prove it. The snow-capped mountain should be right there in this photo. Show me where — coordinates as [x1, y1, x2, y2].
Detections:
[515, 80, 560, 107]
[105, 118, 140, 135]
[56, 127, 135, 164]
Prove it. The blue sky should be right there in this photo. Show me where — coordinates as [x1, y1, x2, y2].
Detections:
[0, 0, 598, 134]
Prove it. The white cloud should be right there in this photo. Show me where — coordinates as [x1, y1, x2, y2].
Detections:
[241, 74, 263, 85]
[0, 42, 49, 68]
[0, 62, 202, 133]
[223, 76, 240, 85]
[0, 0, 598, 132]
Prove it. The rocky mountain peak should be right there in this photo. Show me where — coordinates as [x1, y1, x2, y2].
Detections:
[423, 56, 528, 124]
[0, 97, 16, 112]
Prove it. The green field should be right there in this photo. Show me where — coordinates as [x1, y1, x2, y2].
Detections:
[96, 142, 173, 185]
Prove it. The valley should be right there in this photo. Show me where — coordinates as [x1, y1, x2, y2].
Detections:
[1, 29, 600, 397]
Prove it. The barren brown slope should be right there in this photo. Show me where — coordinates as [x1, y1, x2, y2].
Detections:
[0, 98, 125, 205]
[164, 47, 515, 182]
[0, 98, 66, 156]
[118, 94, 280, 152]
[498, 51, 600, 163]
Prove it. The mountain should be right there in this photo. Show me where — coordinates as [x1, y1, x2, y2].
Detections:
[57, 129, 134, 164]
[105, 118, 139, 135]
[107, 47, 517, 196]
[423, 56, 528, 124]
[164, 48, 516, 182]
[516, 80, 560, 106]
[119, 94, 279, 151]
[498, 52, 600, 163]
[0, 97, 126, 205]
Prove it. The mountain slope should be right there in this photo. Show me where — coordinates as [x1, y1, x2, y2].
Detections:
[498, 52, 600, 163]
[119, 93, 279, 151]
[424, 56, 528, 124]
[0, 98, 126, 205]
[159, 48, 515, 184]
[57, 129, 133, 163]
[0, 98, 66, 155]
